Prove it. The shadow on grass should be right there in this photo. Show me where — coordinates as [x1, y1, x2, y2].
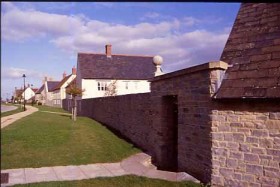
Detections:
[92, 119, 145, 153]
[60, 114, 72, 119]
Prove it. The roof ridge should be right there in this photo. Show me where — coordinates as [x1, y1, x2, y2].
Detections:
[78, 52, 153, 58]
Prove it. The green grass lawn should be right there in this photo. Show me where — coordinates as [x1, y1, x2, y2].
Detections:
[1, 104, 24, 117]
[32, 104, 70, 113]
[13, 175, 203, 187]
[1, 106, 140, 169]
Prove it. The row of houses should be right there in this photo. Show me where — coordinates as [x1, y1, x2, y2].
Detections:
[13, 44, 163, 107]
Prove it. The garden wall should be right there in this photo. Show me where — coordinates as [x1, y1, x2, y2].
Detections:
[80, 93, 155, 154]
[62, 61, 280, 186]
[63, 61, 228, 183]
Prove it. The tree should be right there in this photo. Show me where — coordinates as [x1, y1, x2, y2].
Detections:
[104, 80, 118, 96]
[66, 82, 85, 121]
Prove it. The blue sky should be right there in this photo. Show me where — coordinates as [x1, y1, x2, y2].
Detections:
[1, 2, 240, 100]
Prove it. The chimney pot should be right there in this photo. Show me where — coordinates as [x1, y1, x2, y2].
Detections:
[105, 44, 112, 57]
[63, 71, 67, 79]
[72, 66, 77, 75]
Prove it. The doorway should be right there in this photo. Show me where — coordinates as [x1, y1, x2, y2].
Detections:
[161, 95, 178, 171]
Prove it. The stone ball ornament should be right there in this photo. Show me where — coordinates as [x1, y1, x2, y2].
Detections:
[153, 55, 163, 66]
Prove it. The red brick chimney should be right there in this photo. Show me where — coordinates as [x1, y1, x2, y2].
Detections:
[63, 71, 67, 79]
[72, 66, 76, 75]
[105, 44, 112, 57]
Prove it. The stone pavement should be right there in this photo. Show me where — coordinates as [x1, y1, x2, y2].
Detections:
[1, 105, 38, 129]
[1, 153, 200, 186]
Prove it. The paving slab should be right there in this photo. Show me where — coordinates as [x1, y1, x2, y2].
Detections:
[100, 163, 129, 176]
[25, 167, 58, 183]
[78, 164, 112, 178]
[120, 156, 150, 176]
[177, 172, 200, 182]
[143, 169, 178, 181]
[53, 166, 88, 181]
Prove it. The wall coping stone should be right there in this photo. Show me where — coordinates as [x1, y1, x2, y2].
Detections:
[150, 61, 228, 82]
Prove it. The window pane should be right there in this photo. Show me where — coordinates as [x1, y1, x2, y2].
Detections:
[125, 82, 128, 89]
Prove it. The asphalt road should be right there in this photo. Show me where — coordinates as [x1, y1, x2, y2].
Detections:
[1, 105, 18, 113]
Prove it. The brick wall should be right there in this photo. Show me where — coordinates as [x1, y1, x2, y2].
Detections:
[211, 101, 280, 187]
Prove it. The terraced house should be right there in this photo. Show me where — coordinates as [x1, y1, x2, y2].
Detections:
[52, 67, 77, 108]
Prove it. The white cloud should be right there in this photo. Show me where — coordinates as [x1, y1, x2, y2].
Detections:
[1, 7, 84, 41]
[141, 12, 160, 20]
[182, 17, 200, 26]
[2, 2, 231, 72]
[1, 67, 45, 80]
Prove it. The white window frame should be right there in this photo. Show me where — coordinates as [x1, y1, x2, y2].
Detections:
[97, 81, 109, 91]
[125, 81, 129, 90]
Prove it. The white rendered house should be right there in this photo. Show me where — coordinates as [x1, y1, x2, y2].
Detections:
[52, 67, 77, 107]
[76, 44, 163, 99]
[42, 79, 60, 107]
[21, 86, 38, 101]
[35, 84, 45, 104]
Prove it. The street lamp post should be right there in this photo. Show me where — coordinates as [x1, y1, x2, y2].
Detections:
[22, 74, 26, 111]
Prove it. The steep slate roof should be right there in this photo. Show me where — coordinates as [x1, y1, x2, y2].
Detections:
[78, 53, 156, 80]
[47, 81, 60, 92]
[215, 3, 280, 99]
[52, 75, 72, 91]
[31, 88, 38, 93]
[36, 85, 45, 94]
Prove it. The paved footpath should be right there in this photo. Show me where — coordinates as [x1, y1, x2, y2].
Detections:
[1, 153, 200, 186]
[1, 105, 38, 129]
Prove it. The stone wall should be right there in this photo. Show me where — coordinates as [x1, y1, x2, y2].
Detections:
[62, 61, 227, 184]
[62, 60, 280, 186]
[65, 93, 156, 155]
[149, 61, 228, 183]
[211, 100, 280, 187]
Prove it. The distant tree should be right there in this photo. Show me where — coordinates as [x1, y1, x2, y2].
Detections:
[66, 82, 85, 121]
[104, 80, 118, 96]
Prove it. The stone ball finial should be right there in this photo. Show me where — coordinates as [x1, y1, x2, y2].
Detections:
[153, 55, 163, 66]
